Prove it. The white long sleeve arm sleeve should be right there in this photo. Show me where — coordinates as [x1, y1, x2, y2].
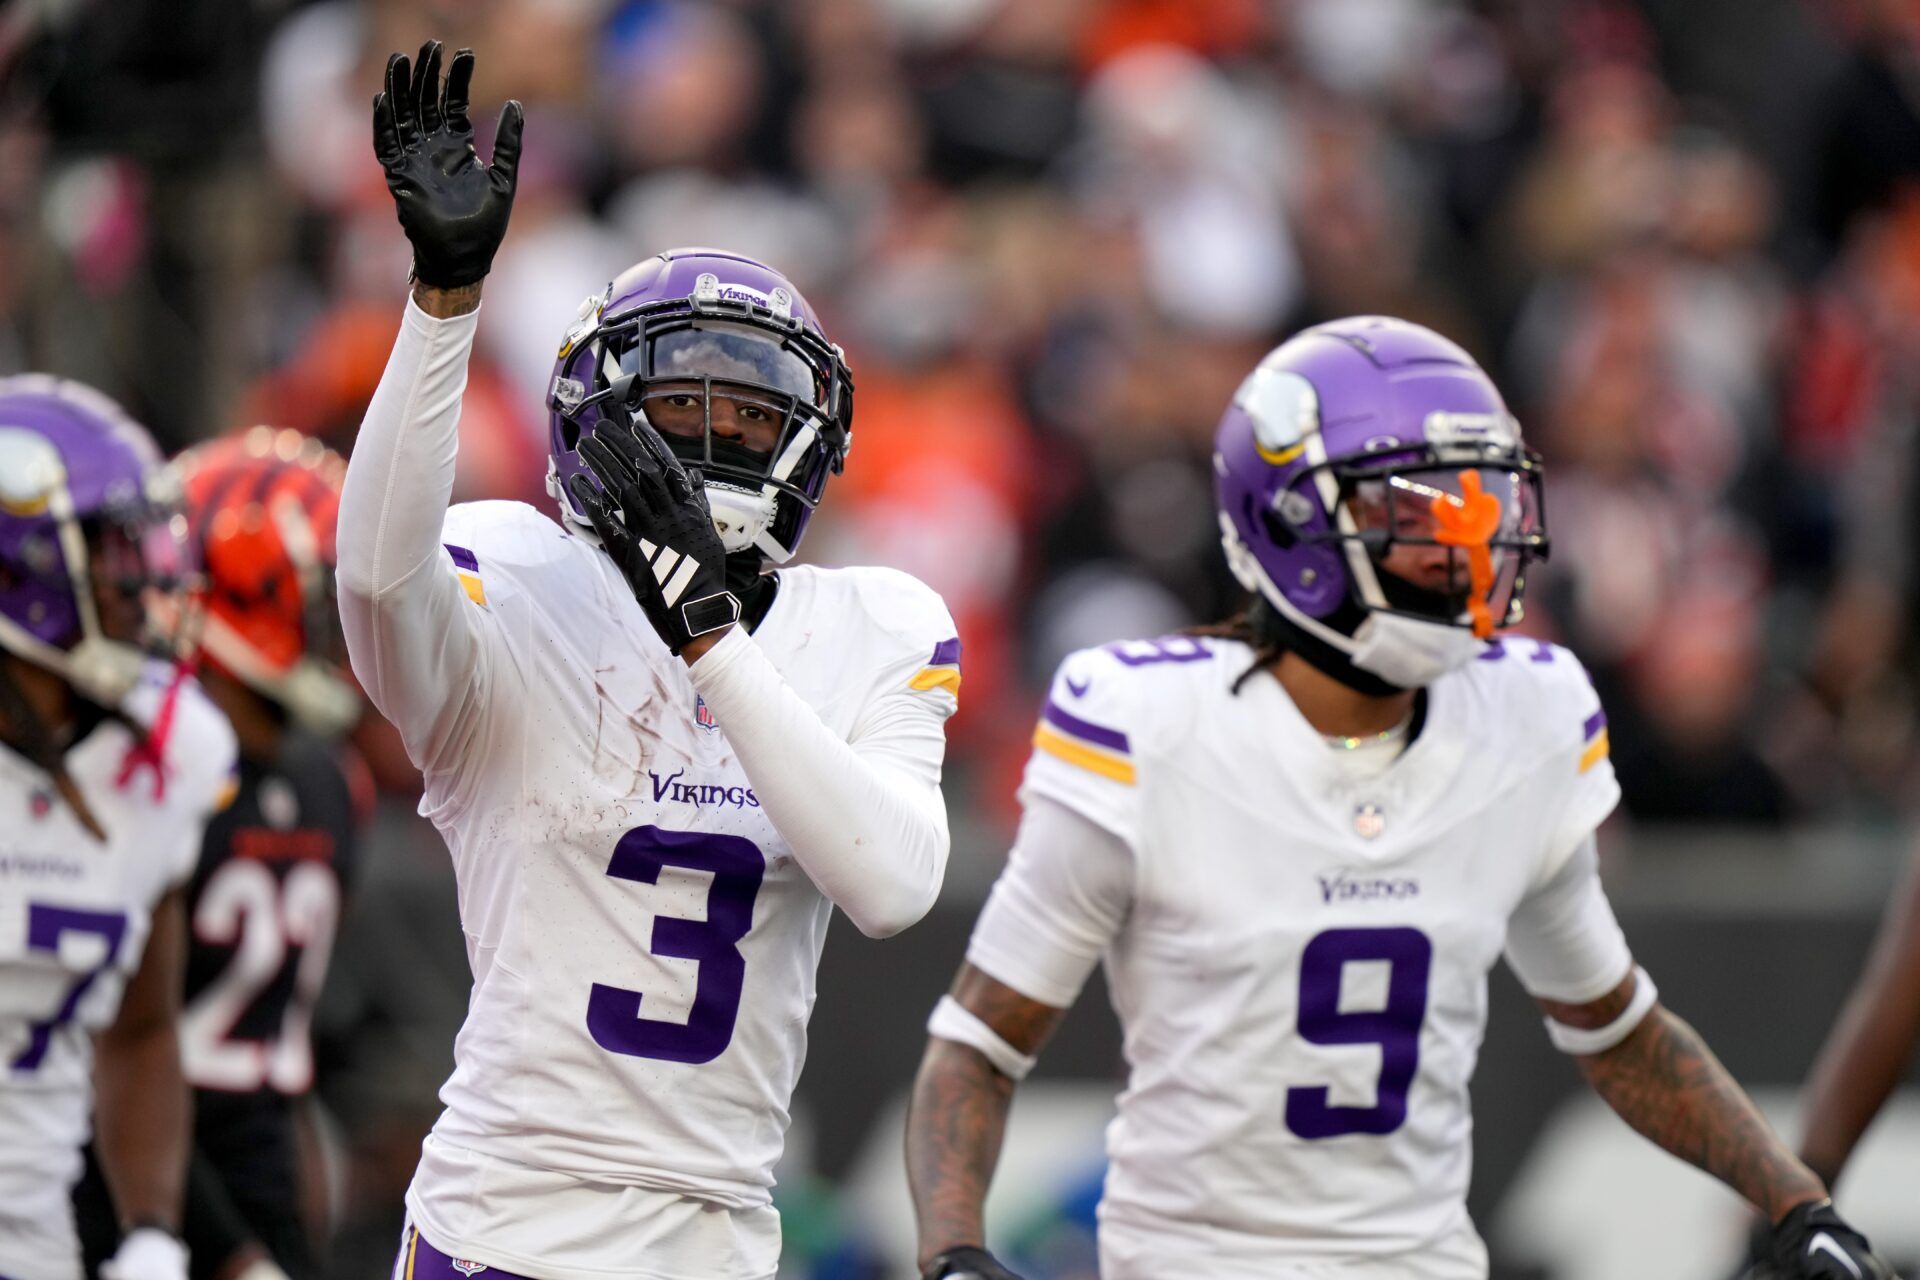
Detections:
[334, 299, 486, 773]
[686, 626, 951, 939]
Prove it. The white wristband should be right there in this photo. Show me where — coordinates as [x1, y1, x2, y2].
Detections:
[1545, 964, 1659, 1055]
[928, 994, 1038, 1081]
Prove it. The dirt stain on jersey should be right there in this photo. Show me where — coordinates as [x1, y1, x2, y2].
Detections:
[590, 662, 680, 795]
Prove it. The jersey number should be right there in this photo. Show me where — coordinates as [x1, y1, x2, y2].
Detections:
[9, 904, 129, 1074]
[181, 859, 341, 1093]
[587, 825, 765, 1065]
[1284, 926, 1433, 1139]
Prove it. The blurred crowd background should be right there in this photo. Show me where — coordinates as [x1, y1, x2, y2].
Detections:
[6, 0, 1920, 1274]
[12, 0, 1920, 831]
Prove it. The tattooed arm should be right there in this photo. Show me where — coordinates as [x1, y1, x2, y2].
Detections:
[907, 794, 1132, 1274]
[1542, 972, 1827, 1222]
[907, 964, 1070, 1271]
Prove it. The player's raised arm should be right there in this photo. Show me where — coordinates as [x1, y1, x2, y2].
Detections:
[336, 42, 522, 763]
[1795, 841, 1920, 1187]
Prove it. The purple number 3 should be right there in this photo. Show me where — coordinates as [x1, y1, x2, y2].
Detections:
[586, 825, 765, 1064]
[1284, 926, 1432, 1139]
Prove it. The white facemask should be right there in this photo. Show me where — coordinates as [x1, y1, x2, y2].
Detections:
[703, 482, 780, 559]
[1345, 609, 1489, 688]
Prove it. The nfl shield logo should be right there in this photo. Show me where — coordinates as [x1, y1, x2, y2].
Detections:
[450, 1262, 489, 1277]
[694, 695, 718, 732]
[1353, 802, 1386, 840]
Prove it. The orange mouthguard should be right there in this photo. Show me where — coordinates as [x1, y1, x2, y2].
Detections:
[1429, 470, 1500, 639]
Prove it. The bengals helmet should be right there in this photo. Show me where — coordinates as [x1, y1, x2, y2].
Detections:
[166, 427, 360, 735]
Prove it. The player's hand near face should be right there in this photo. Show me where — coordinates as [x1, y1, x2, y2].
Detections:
[571, 414, 742, 661]
[371, 41, 523, 311]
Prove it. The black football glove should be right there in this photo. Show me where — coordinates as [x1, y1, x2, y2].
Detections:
[571, 416, 742, 656]
[922, 1246, 1025, 1280]
[1763, 1200, 1898, 1280]
[371, 41, 523, 288]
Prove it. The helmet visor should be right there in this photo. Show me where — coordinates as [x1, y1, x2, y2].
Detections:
[634, 324, 823, 408]
[1340, 463, 1544, 633]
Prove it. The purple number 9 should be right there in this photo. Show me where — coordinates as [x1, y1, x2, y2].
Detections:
[586, 825, 764, 1064]
[1284, 926, 1432, 1139]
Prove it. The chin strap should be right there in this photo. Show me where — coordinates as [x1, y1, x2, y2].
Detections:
[1249, 598, 1408, 698]
[116, 658, 194, 800]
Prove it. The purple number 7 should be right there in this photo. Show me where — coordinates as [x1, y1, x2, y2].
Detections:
[11, 904, 129, 1074]
[1284, 926, 1432, 1139]
[586, 825, 765, 1065]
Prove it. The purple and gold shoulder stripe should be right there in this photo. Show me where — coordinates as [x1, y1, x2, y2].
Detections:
[1033, 696, 1134, 785]
[445, 544, 485, 605]
[908, 637, 963, 698]
[1579, 709, 1609, 774]
[213, 763, 242, 813]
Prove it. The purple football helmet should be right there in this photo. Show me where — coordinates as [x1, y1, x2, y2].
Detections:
[545, 248, 853, 564]
[0, 375, 180, 706]
[1213, 316, 1548, 686]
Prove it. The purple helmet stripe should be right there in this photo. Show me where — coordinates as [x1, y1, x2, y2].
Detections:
[1041, 698, 1130, 755]
[444, 544, 479, 572]
[929, 636, 962, 667]
[1582, 708, 1607, 740]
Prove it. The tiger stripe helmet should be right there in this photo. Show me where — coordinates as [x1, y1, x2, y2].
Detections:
[167, 426, 361, 735]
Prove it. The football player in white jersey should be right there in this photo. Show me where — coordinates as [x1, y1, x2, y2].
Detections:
[0, 377, 239, 1280]
[346, 45, 960, 1279]
[904, 319, 1897, 1280]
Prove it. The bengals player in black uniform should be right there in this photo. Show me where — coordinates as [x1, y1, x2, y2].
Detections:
[78, 428, 366, 1280]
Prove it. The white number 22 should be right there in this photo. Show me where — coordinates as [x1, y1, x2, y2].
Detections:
[180, 859, 339, 1094]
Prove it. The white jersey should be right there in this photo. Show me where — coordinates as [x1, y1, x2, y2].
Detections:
[339, 302, 958, 1278]
[417, 502, 957, 1195]
[965, 634, 1623, 1278]
[0, 667, 236, 1280]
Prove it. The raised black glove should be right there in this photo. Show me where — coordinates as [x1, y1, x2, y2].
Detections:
[571, 416, 741, 655]
[1765, 1200, 1898, 1279]
[371, 41, 523, 288]
[922, 1246, 1025, 1280]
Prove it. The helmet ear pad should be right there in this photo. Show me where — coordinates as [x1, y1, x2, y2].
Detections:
[548, 339, 617, 533]
[1218, 464, 1349, 622]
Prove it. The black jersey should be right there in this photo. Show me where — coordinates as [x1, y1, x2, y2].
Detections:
[179, 730, 359, 1099]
